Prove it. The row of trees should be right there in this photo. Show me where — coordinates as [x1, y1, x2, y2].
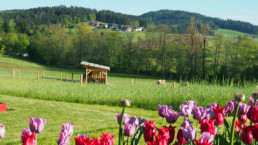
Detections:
[0, 6, 148, 34]
[0, 18, 258, 81]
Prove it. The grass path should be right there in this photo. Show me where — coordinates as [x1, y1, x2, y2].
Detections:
[0, 95, 174, 145]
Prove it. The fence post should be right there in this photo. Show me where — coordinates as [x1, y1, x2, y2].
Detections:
[72, 73, 74, 83]
[18, 69, 20, 79]
[37, 72, 39, 80]
[131, 78, 134, 86]
[60, 73, 62, 81]
[66, 74, 68, 82]
[12, 68, 15, 79]
[80, 74, 83, 87]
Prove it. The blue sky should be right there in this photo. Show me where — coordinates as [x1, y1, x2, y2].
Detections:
[0, 0, 258, 25]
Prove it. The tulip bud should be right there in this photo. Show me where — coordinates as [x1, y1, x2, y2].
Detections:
[121, 99, 131, 107]
[234, 93, 245, 102]
[252, 92, 258, 99]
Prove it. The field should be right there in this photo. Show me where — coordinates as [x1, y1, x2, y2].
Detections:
[0, 55, 258, 144]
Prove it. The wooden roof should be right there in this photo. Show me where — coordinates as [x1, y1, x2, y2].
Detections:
[80, 61, 110, 71]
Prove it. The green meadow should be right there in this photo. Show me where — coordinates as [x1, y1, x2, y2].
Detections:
[0, 55, 257, 144]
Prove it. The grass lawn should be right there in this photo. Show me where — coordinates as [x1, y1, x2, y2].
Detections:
[0, 95, 171, 145]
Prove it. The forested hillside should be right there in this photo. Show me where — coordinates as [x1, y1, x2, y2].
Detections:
[0, 5, 148, 33]
[140, 10, 258, 34]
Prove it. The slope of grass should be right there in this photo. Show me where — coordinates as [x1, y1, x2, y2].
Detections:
[0, 56, 257, 111]
[214, 28, 245, 39]
[0, 95, 168, 144]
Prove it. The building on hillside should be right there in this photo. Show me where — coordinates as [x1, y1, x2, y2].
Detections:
[91, 21, 101, 27]
[99, 24, 108, 28]
[80, 61, 110, 84]
[134, 27, 143, 31]
[108, 23, 119, 29]
[121, 25, 133, 31]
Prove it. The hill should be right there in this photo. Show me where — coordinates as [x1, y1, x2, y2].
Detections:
[140, 10, 258, 34]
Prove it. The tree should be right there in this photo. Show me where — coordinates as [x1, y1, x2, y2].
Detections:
[213, 33, 224, 76]
[75, 23, 92, 63]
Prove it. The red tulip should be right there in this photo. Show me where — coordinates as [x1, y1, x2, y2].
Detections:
[241, 126, 253, 144]
[212, 105, 225, 126]
[143, 120, 156, 143]
[176, 128, 187, 144]
[155, 127, 169, 145]
[92, 137, 101, 145]
[74, 137, 92, 145]
[238, 114, 247, 124]
[253, 124, 258, 141]
[247, 106, 258, 123]
[100, 132, 114, 145]
[194, 140, 213, 145]
[200, 119, 217, 136]
[21, 132, 36, 145]
[235, 121, 243, 135]
[165, 125, 176, 144]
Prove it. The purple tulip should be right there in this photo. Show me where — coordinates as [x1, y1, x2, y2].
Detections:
[21, 128, 32, 141]
[192, 107, 207, 121]
[57, 131, 71, 145]
[61, 122, 73, 137]
[180, 104, 192, 118]
[225, 101, 235, 114]
[158, 104, 172, 117]
[164, 110, 180, 124]
[182, 127, 197, 142]
[181, 118, 193, 129]
[239, 102, 248, 115]
[186, 100, 197, 108]
[116, 113, 130, 125]
[29, 117, 46, 133]
[128, 116, 139, 128]
[208, 103, 217, 109]
[198, 132, 214, 143]
[0, 123, 5, 138]
[78, 134, 88, 139]
[124, 123, 135, 137]
[138, 117, 146, 126]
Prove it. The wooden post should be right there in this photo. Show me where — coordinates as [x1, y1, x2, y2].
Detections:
[42, 71, 44, 78]
[153, 81, 155, 86]
[72, 73, 74, 83]
[12, 68, 15, 79]
[60, 73, 62, 81]
[80, 74, 83, 87]
[18, 70, 20, 79]
[37, 72, 39, 80]
[66, 74, 68, 82]
[105, 71, 107, 84]
[131, 78, 134, 86]
[85, 69, 87, 83]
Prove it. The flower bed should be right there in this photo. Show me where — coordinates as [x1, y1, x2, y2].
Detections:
[1, 92, 258, 145]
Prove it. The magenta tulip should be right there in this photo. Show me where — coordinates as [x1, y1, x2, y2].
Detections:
[181, 118, 193, 129]
[239, 102, 248, 115]
[128, 116, 139, 128]
[182, 127, 197, 142]
[180, 104, 192, 118]
[77, 134, 88, 139]
[57, 131, 71, 145]
[186, 100, 197, 108]
[61, 122, 73, 137]
[29, 117, 46, 133]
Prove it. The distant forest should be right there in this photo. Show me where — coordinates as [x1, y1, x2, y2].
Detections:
[0, 6, 257, 34]
[0, 6, 258, 82]
[140, 10, 258, 34]
[0, 5, 148, 33]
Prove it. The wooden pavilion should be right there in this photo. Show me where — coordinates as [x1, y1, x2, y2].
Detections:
[80, 61, 110, 84]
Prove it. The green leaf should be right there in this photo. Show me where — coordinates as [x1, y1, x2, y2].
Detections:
[131, 125, 144, 145]
[224, 119, 231, 137]
[218, 134, 230, 145]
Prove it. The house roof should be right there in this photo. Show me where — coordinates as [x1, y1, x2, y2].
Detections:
[80, 61, 110, 71]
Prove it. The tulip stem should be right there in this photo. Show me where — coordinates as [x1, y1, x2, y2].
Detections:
[230, 102, 240, 145]
[250, 98, 257, 126]
[162, 117, 164, 126]
[119, 107, 125, 145]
